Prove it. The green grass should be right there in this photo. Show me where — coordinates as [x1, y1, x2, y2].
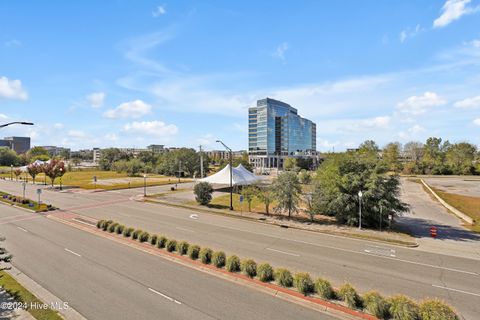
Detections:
[187, 193, 273, 213]
[0, 271, 63, 320]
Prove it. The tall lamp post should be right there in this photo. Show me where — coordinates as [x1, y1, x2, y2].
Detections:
[216, 140, 233, 210]
[10, 164, 13, 181]
[59, 168, 63, 190]
[143, 174, 147, 197]
[358, 190, 363, 230]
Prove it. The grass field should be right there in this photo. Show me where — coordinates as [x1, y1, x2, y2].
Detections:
[0, 271, 63, 320]
[0, 170, 189, 190]
[432, 187, 480, 232]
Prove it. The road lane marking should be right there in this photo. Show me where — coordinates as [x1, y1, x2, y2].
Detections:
[64, 248, 82, 257]
[176, 227, 194, 233]
[73, 218, 96, 226]
[148, 288, 182, 304]
[16, 226, 28, 233]
[189, 214, 198, 220]
[266, 248, 300, 257]
[432, 284, 480, 297]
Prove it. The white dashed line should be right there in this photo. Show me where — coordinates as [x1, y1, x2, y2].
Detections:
[64, 248, 82, 257]
[148, 288, 182, 304]
[432, 284, 480, 297]
[266, 248, 300, 257]
[189, 214, 198, 220]
[17, 226, 28, 233]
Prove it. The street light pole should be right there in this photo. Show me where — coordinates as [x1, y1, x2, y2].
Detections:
[199, 145, 204, 178]
[0, 121, 34, 129]
[216, 140, 233, 210]
[10, 164, 13, 181]
[59, 168, 63, 190]
[358, 190, 363, 230]
[143, 174, 147, 197]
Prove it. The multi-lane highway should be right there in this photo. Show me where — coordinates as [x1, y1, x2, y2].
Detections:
[0, 179, 479, 319]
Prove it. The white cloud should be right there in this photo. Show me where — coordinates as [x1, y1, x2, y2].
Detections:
[123, 120, 178, 137]
[398, 124, 426, 140]
[272, 42, 289, 61]
[86, 92, 106, 108]
[454, 95, 480, 108]
[0, 114, 9, 120]
[68, 130, 88, 139]
[0, 76, 28, 100]
[104, 100, 152, 119]
[396, 92, 447, 115]
[353, 116, 391, 130]
[433, 0, 478, 28]
[4, 39, 21, 47]
[152, 5, 166, 17]
[471, 39, 480, 48]
[196, 134, 216, 146]
[399, 25, 422, 43]
[53, 123, 64, 129]
[104, 133, 118, 141]
[473, 118, 480, 126]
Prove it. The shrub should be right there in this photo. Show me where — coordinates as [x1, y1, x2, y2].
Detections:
[96, 220, 105, 229]
[315, 278, 335, 300]
[115, 224, 125, 234]
[294, 272, 315, 296]
[363, 291, 389, 319]
[108, 222, 119, 233]
[150, 234, 158, 246]
[388, 295, 419, 320]
[157, 236, 168, 248]
[257, 263, 274, 282]
[339, 283, 360, 309]
[199, 248, 213, 264]
[123, 227, 134, 237]
[419, 299, 458, 320]
[212, 251, 226, 268]
[139, 231, 150, 242]
[226, 255, 241, 272]
[166, 239, 177, 252]
[177, 241, 189, 255]
[275, 268, 293, 287]
[187, 245, 200, 260]
[132, 229, 142, 240]
[194, 182, 213, 205]
[102, 220, 113, 231]
[241, 259, 257, 278]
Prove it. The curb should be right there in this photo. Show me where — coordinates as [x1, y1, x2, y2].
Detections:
[143, 198, 418, 248]
[47, 213, 377, 320]
[420, 179, 474, 225]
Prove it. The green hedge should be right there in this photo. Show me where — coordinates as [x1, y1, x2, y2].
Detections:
[132, 229, 142, 240]
[275, 268, 293, 288]
[419, 299, 458, 320]
[241, 259, 257, 278]
[166, 239, 177, 252]
[388, 295, 419, 320]
[177, 241, 189, 255]
[339, 283, 361, 309]
[199, 248, 213, 264]
[157, 236, 168, 248]
[257, 263, 274, 282]
[363, 291, 389, 319]
[187, 245, 201, 260]
[294, 272, 315, 296]
[150, 234, 158, 245]
[315, 278, 335, 300]
[212, 251, 226, 268]
[226, 255, 241, 272]
[115, 224, 125, 234]
[123, 227, 134, 237]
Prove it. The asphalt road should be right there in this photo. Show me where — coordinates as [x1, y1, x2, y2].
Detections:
[1, 180, 480, 319]
[0, 204, 333, 320]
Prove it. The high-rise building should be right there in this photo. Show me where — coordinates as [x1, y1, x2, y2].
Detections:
[248, 98, 316, 169]
[0, 136, 31, 154]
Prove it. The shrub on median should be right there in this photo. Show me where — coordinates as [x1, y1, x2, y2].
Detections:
[123, 227, 134, 237]
[132, 229, 142, 240]
[241, 259, 257, 278]
[226, 255, 241, 272]
[115, 224, 125, 234]
[257, 263, 274, 282]
[294, 272, 315, 296]
[315, 277, 335, 300]
[102, 220, 113, 231]
[108, 222, 119, 233]
[157, 236, 168, 248]
[363, 291, 389, 319]
[274, 268, 293, 288]
[388, 295, 419, 320]
[150, 234, 158, 246]
[419, 299, 458, 320]
[177, 241, 189, 255]
[212, 251, 226, 268]
[339, 283, 361, 309]
[187, 245, 200, 260]
[199, 248, 213, 264]
[166, 239, 177, 252]
[139, 231, 150, 242]
[96, 220, 105, 229]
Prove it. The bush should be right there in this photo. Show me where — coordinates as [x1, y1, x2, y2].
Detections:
[294, 272, 315, 296]
[339, 283, 361, 309]
[166, 239, 177, 252]
[132, 229, 142, 240]
[212, 251, 226, 268]
[257, 263, 274, 282]
[363, 291, 389, 319]
[139, 231, 150, 242]
[149, 234, 158, 245]
[315, 278, 335, 300]
[96, 220, 105, 229]
[123, 227, 134, 237]
[102, 220, 113, 231]
[157, 236, 168, 248]
[241, 259, 257, 278]
[108, 222, 119, 233]
[194, 182, 213, 205]
[275, 268, 293, 287]
[187, 245, 200, 260]
[388, 295, 419, 320]
[226, 255, 241, 272]
[199, 248, 213, 264]
[419, 299, 458, 320]
[115, 224, 125, 234]
[177, 241, 189, 255]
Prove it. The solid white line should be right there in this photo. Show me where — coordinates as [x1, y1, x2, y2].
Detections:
[432, 284, 480, 297]
[17, 226, 28, 233]
[148, 288, 182, 304]
[73, 218, 96, 227]
[64, 248, 82, 257]
[266, 248, 300, 257]
[176, 227, 194, 233]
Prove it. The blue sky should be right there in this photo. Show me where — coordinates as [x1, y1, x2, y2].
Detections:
[0, 0, 479, 151]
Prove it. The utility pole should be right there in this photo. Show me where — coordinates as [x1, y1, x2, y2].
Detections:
[199, 145, 204, 178]
[178, 160, 182, 183]
[216, 140, 233, 210]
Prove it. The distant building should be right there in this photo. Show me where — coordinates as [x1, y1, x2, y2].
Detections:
[0, 136, 30, 154]
[206, 150, 246, 161]
[147, 144, 165, 153]
[92, 148, 102, 163]
[248, 98, 316, 169]
[40, 146, 71, 157]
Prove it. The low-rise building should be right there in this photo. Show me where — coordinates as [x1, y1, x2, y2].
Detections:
[0, 136, 30, 154]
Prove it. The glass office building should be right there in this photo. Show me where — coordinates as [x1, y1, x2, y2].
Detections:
[248, 98, 316, 169]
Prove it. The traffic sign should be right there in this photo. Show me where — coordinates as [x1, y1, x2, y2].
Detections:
[93, 176, 97, 182]
[239, 195, 244, 203]
[36, 188, 42, 195]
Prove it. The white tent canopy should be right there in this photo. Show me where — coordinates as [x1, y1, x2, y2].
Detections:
[198, 164, 260, 186]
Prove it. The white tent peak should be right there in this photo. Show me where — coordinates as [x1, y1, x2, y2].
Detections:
[199, 164, 260, 186]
